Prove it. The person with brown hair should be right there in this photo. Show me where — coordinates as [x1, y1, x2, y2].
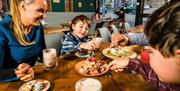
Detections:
[0, 0, 47, 82]
[60, 15, 96, 55]
[109, 0, 180, 90]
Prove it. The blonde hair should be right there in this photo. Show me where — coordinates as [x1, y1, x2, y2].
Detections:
[10, 0, 36, 46]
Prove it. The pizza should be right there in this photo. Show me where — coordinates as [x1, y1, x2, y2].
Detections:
[75, 56, 109, 76]
[18, 79, 50, 91]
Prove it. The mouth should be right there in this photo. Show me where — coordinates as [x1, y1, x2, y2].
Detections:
[79, 33, 86, 36]
[34, 16, 43, 22]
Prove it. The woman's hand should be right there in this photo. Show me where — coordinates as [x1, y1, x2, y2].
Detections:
[110, 33, 129, 47]
[108, 57, 129, 73]
[15, 63, 34, 82]
[79, 41, 96, 50]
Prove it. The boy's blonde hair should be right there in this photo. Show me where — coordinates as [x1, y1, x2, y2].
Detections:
[144, 1, 180, 57]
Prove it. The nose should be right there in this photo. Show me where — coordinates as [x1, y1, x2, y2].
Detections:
[42, 13, 47, 19]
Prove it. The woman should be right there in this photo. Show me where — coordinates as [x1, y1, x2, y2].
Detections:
[0, 0, 47, 82]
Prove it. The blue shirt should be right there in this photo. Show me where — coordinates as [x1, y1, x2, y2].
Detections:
[0, 16, 46, 82]
[60, 32, 92, 55]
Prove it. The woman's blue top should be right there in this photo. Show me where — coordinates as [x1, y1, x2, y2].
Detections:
[0, 16, 45, 82]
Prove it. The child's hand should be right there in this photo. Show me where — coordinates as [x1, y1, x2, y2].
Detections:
[108, 57, 129, 73]
[15, 63, 34, 82]
[79, 41, 96, 50]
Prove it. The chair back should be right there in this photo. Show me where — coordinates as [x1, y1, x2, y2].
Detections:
[110, 24, 119, 33]
[87, 21, 97, 35]
[44, 32, 65, 56]
[124, 22, 131, 33]
[98, 27, 111, 42]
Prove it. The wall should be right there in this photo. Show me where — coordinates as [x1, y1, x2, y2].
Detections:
[51, 0, 65, 12]
[46, 12, 93, 27]
[73, 0, 96, 12]
[51, 0, 96, 12]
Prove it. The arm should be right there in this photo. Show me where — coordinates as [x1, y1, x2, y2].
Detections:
[128, 58, 153, 80]
[0, 69, 18, 82]
[127, 33, 148, 46]
[109, 57, 156, 81]
[110, 33, 148, 47]
[60, 35, 80, 55]
[60, 33, 95, 55]
[0, 33, 19, 82]
[0, 30, 34, 82]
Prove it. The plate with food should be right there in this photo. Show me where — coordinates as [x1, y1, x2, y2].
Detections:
[19, 79, 50, 91]
[75, 56, 109, 76]
[102, 47, 137, 59]
[75, 49, 94, 58]
[75, 78, 102, 91]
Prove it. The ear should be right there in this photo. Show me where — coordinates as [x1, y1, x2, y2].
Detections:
[71, 24, 75, 30]
[19, 1, 27, 12]
[175, 49, 180, 65]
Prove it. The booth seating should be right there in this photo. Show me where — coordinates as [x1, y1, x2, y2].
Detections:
[44, 32, 65, 56]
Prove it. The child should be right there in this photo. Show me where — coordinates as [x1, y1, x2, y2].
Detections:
[60, 15, 96, 55]
[109, 1, 180, 91]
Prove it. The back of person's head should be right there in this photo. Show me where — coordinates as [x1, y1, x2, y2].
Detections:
[70, 15, 90, 31]
[118, 7, 125, 20]
[144, 0, 180, 57]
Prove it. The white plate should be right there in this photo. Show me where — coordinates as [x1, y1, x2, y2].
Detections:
[102, 47, 137, 59]
[19, 79, 50, 91]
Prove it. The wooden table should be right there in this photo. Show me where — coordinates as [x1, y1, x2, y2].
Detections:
[60, 23, 71, 28]
[44, 27, 69, 34]
[0, 43, 157, 91]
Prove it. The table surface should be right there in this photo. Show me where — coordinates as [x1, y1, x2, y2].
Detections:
[44, 27, 69, 34]
[0, 43, 157, 91]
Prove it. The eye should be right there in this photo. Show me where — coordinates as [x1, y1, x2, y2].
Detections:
[36, 8, 47, 13]
[79, 26, 83, 28]
[86, 27, 89, 30]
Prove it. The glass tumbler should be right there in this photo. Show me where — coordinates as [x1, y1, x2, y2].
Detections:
[43, 48, 58, 70]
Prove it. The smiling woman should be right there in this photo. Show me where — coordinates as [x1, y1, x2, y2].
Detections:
[0, 0, 48, 82]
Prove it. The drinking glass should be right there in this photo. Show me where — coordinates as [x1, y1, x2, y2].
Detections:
[43, 48, 58, 70]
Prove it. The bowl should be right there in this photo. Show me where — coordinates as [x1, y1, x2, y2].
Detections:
[75, 78, 102, 91]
